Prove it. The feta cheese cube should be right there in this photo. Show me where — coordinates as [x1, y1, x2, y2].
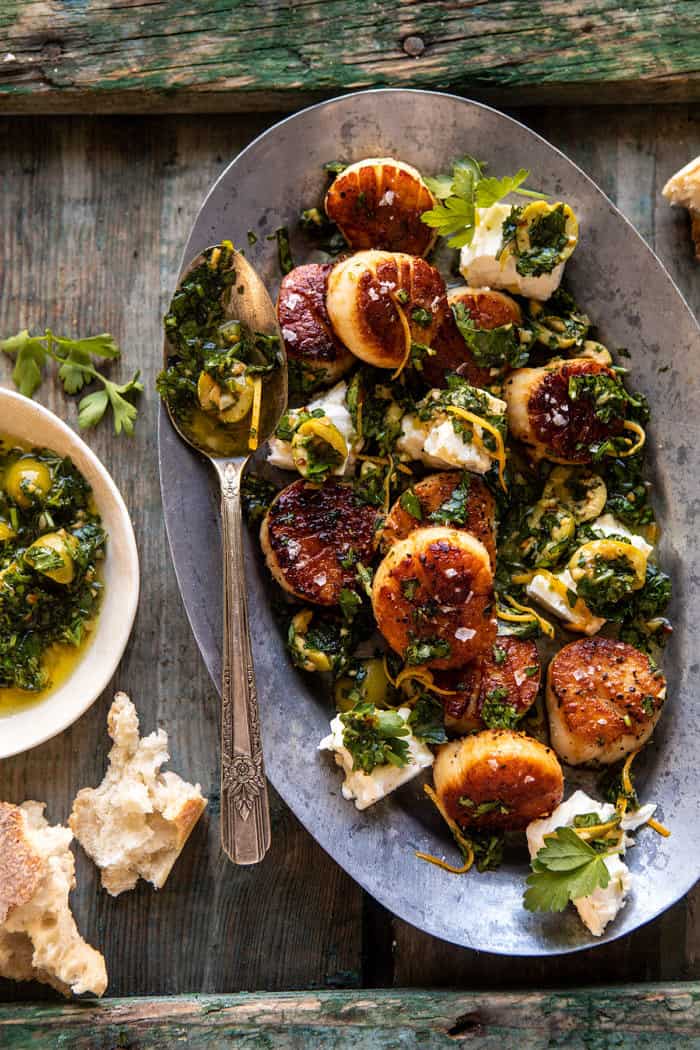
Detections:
[267, 381, 359, 474]
[318, 707, 434, 811]
[526, 569, 605, 635]
[589, 514, 653, 556]
[459, 204, 565, 301]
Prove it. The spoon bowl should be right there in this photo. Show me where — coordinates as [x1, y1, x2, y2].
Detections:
[162, 243, 287, 864]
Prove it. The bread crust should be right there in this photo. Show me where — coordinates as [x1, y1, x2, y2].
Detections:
[0, 802, 44, 924]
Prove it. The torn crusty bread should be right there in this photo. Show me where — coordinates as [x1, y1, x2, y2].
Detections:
[662, 156, 700, 259]
[69, 692, 207, 896]
[0, 801, 107, 996]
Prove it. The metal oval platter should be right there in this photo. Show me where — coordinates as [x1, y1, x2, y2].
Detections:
[159, 89, 700, 955]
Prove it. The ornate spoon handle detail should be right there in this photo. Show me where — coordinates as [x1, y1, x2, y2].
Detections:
[217, 459, 271, 864]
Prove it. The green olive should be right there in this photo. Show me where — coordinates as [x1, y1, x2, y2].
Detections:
[24, 530, 78, 585]
[526, 499, 576, 567]
[334, 658, 395, 712]
[197, 368, 254, 424]
[288, 609, 334, 672]
[0, 519, 16, 543]
[543, 466, 607, 523]
[4, 457, 52, 509]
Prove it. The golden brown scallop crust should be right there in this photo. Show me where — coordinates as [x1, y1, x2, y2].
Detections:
[325, 159, 437, 256]
[381, 471, 496, 568]
[260, 479, 380, 606]
[276, 263, 355, 382]
[433, 729, 564, 830]
[546, 637, 666, 765]
[423, 287, 522, 390]
[326, 251, 449, 369]
[371, 526, 496, 670]
[436, 637, 541, 735]
[506, 359, 625, 464]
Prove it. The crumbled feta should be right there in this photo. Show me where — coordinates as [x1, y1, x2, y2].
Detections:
[318, 707, 434, 811]
[459, 203, 565, 301]
[396, 389, 506, 474]
[526, 569, 605, 636]
[267, 381, 359, 474]
[527, 790, 656, 937]
[589, 514, 653, 556]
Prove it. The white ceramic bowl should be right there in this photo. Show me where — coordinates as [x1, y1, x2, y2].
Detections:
[0, 388, 140, 757]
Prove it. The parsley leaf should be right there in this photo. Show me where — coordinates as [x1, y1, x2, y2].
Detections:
[399, 489, 423, 520]
[452, 303, 529, 370]
[405, 636, 451, 666]
[429, 474, 471, 526]
[339, 702, 411, 774]
[421, 158, 545, 248]
[408, 693, 447, 744]
[480, 687, 519, 730]
[523, 826, 612, 913]
[1, 328, 140, 435]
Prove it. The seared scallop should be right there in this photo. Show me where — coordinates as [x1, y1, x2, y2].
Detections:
[326, 250, 448, 370]
[546, 637, 667, 766]
[261, 478, 380, 605]
[325, 158, 437, 256]
[433, 729, 564, 830]
[381, 471, 496, 567]
[424, 286, 523, 390]
[504, 358, 625, 463]
[277, 263, 356, 391]
[436, 637, 541, 735]
[371, 526, 496, 670]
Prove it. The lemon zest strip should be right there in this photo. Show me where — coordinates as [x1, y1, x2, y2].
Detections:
[415, 785, 474, 876]
[498, 595, 555, 639]
[248, 376, 263, 451]
[444, 406, 507, 491]
[618, 420, 646, 458]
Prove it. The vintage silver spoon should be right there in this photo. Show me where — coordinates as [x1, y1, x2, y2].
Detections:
[162, 244, 287, 864]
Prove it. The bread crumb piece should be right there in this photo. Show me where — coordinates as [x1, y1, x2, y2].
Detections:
[662, 157, 700, 259]
[70, 692, 207, 896]
[0, 801, 107, 996]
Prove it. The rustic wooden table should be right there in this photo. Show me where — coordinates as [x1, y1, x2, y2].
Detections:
[1, 104, 698, 1009]
[1, 4, 700, 1040]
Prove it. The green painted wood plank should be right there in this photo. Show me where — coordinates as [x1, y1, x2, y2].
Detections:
[0, 0, 699, 113]
[3, 987, 700, 1048]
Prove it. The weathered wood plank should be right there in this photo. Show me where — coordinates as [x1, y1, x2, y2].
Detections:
[0, 1, 700, 113]
[4, 987, 700, 1048]
[0, 112, 366, 999]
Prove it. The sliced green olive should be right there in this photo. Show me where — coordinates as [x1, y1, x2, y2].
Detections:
[543, 466, 607, 523]
[578, 340, 613, 366]
[334, 658, 395, 712]
[0, 519, 16, 542]
[529, 299, 589, 351]
[288, 609, 333, 672]
[515, 201, 579, 264]
[525, 499, 576, 567]
[291, 417, 347, 479]
[24, 530, 78, 585]
[197, 368, 254, 424]
[4, 457, 52, 509]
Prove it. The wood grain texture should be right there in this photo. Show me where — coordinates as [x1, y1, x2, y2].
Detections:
[1, 1, 700, 114]
[0, 103, 699, 1001]
[0, 113, 364, 1000]
[4, 986, 700, 1048]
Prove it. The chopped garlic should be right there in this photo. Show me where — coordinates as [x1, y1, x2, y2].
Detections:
[318, 707, 434, 811]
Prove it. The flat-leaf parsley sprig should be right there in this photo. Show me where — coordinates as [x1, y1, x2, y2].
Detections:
[421, 156, 546, 249]
[1, 328, 143, 435]
[523, 820, 623, 913]
[339, 702, 411, 774]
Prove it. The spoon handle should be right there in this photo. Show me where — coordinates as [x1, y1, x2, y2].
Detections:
[217, 459, 271, 865]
